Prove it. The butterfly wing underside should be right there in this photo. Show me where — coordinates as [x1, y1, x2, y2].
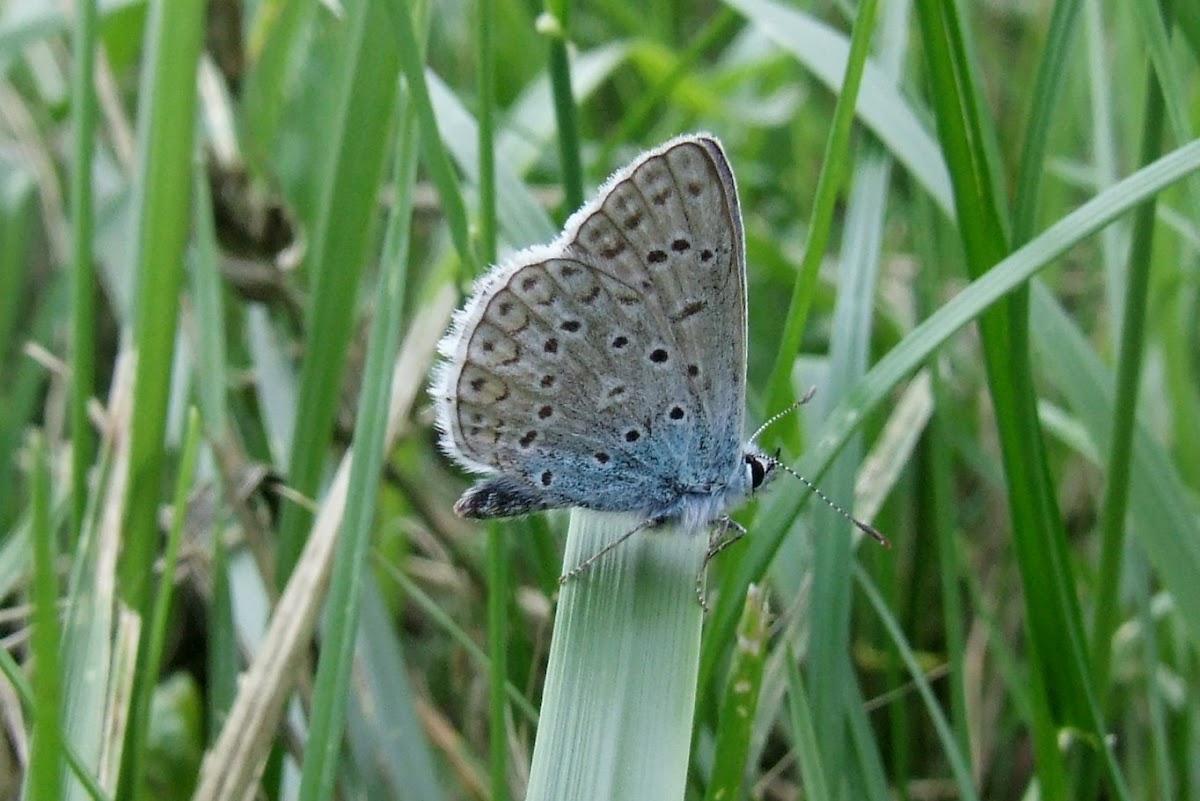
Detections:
[435, 135, 747, 519]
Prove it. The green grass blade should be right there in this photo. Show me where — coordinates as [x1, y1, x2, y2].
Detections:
[298, 78, 417, 801]
[542, 0, 583, 211]
[119, 0, 204, 613]
[375, 557, 539, 724]
[385, 0, 476, 272]
[344, 577, 446, 801]
[1010, 0, 1082, 245]
[241, 0, 318, 157]
[68, 0, 98, 542]
[61, 422, 120, 801]
[124, 408, 201, 799]
[805, 144, 894, 791]
[117, 0, 205, 794]
[927, 380, 971, 756]
[703, 585, 768, 801]
[475, 4, 511, 798]
[0, 172, 35, 524]
[784, 650, 831, 801]
[843, 675, 891, 800]
[1083, 0, 1127, 320]
[525, 512, 704, 801]
[29, 431, 62, 801]
[761, 0, 880, 421]
[911, 188, 973, 763]
[276, 0, 401, 578]
[1089, 61, 1165, 698]
[187, 156, 228, 440]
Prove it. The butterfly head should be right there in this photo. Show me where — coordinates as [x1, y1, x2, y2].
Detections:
[743, 449, 777, 495]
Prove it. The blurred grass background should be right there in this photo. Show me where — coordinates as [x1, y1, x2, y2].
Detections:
[1, 0, 1199, 799]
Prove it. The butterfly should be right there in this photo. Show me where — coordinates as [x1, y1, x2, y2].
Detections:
[432, 134, 884, 575]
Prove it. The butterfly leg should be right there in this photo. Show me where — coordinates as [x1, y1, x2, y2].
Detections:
[695, 517, 749, 610]
[559, 517, 662, 585]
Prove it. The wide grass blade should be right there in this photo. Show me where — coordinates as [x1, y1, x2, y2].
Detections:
[525, 512, 705, 801]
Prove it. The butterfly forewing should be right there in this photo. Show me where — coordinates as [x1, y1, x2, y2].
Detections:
[436, 135, 748, 518]
[575, 138, 747, 488]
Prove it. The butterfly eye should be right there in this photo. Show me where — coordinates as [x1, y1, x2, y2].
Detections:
[746, 454, 768, 489]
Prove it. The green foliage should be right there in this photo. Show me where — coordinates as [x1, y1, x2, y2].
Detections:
[1, 0, 1198, 800]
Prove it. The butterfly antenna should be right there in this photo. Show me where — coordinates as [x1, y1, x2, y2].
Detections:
[750, 386, 818, 444]
[768, 455, 892, 549]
